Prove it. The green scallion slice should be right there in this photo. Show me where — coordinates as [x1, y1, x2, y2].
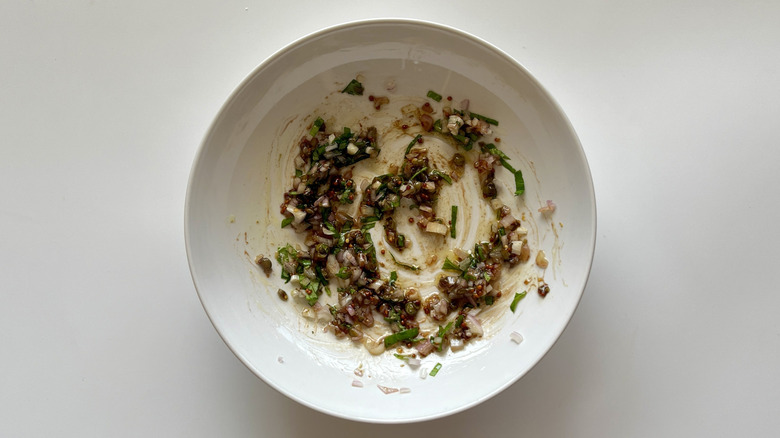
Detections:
[341, 79, 364, 95]
[405, 134, 422, 155]
[510, 291, 527, 313]
[450, 205, 457, 238]
[426, 90, 443, 102]
[468, 112, 499, 126]
[281, 217, 293, 228]
[429, 362, 442, 376]
[308, 117, 324, 137]
[442, 257, 462, 273]
[384, 327, 419, 347]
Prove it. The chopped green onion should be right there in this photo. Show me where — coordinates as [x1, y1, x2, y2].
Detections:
[450, 205, 457, 238]
[405, 134, 422, 155]
[483, 144, 525, 195]
[305, 288, 319, 306]
[324, 286, 332, 297]
[384, 327, 419, 347]
[429, 362, 442, 376]
[393, 353, 409, 361]
[409, 166, 428, 181]
[396, 234, 405, 248]
[513, 169, 525, 196]
[341, 79, 364, 95]
[426, 90, 443, 102]
[438, 321, 454, 337]
[442, 257, 462, 273]
[484, 295, 494, 305]
[468, 112, 499, 126]
[281, 217, 293, 228]
[484, 143, 510, 161]
[431, 169, 452, 184]
[433, 119, 442, 132]
[335, 267, 350, 280]
[500, 158, 516, 173]
[308, 117, 324, 137]
[389, 252, 420, 272]
[294, 169, 303, 178]
[510, 291, 527, 313]
[389, 270, 398, 286]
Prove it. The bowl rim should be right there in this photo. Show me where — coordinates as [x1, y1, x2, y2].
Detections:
[184, 17, 597, 423]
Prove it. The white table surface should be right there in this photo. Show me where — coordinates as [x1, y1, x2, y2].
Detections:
[3, 1, 779, 436]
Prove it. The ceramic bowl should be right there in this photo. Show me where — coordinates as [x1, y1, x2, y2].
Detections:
[185, 19, 595, 423]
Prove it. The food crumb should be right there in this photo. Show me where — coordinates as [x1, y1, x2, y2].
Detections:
[377, 384, 399, 394]
[228, 214, 236, 223]
[400, 387, 411, 394]
[277, 356, 284, 364]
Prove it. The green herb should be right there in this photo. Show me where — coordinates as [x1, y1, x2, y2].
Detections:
[405, 134, 422, 155]
[442, 257, 463, 273]
[335, 267, 350, 279]
[450, 205, 457, 238]
[409, 166, 428, 181]
[431, 170, 452, 184]
[294, 169, 303, 178]
[304, 288, 319, 306]
[426, 90, 443, 102]
[308, 117, 324, 137]
[341, 79, 364, 95]
[389, 252, 420, 271]
[468, 111, 499, 126]
[429, 362, 442, 377]
[393, 353, 409, 361]
[389, 271, 398, 286]
[396, 234, 405, 248]
[281, 217, 293, 228]
[384, 327, 420, 347]
[513, 169, 525, 196]
[433, 119, 442, 132]
[455, 314, 464, 328]
[484, 295, 494, 305]
[510, 291, 527, 313]
[483, 144, 525, 195]
[484, 143, 510, 161]
[438, 321, 454, 338]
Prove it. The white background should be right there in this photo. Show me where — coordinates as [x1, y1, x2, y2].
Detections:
[2, 1, 779, 436]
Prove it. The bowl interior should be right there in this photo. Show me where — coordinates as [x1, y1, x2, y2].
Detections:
[185, 20, 595, 423]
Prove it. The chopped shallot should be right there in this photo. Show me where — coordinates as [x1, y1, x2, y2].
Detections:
[538, 200, 556, 214]
[377, 384, 399, 394]
[407, 357, 421, 367]
[419, 368, 428, 379]
[510, 331, 524, 344]
[352, 380, 364, 388]
[400, 387, 411, 394]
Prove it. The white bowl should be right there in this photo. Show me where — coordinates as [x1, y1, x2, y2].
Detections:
[185, 19, 596, 423]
